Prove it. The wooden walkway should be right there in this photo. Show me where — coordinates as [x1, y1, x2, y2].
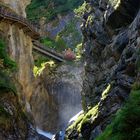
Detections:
[33, 41, 65, 62]
[0, 6, 40, 39]
[0, 6, 65, 62]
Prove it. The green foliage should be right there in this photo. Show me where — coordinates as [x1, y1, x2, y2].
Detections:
[33, 61, 55, 77]
[67, 113, 84, 131]
[109, 0, 121, 9]
[55, 35, 67, 51]
[0, 39, 17, 94]
[33, 62, 46, 77]
[0, 105, 11, 129]
[41, 37, 57, 50]
[26, 0, 84, 22]
[74, 1, 92, 19]
[75, 43, 82, 59]
[78, 104, 99, 132]
[132, 82, 140, 90]
[101, 84, 111, 100]
[67, 104, 99, 132]
[0, 39, 17, 71]
[34, 37, 56, 66]
[96, 88, 140, 140]
[41, 36, 67, 52]
[58, 18, 82, 50]
[35, 36, 67, 67]
[136, 49, 140, 70]
[59, 19, 77, 36]
[34, 54, 48, 67]
[0, 71, 16, 94]
[74, 1, 88, 17]
[0, 106, 11, 118]
[67, 85, 114, 133]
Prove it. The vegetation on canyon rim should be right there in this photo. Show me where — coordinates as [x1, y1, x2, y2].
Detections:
[26, 0, 84, 22]
[27, 0, 84, 69]
[96, 87, 140, 140]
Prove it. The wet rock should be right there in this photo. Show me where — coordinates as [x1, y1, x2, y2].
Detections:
[31, 62, 84, 133]
[81, 121, 92, 139]
[0, 91, 39, 140]
[89, 126, 102, 140]
[65, 0, 140, 139]
[68, 129, 78, 140]
[38, 134, 50, 140]
[105, 0, 140, 29]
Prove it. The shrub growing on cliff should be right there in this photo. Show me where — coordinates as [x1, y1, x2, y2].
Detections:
[55, 35, 67, 51]
[75, 43, 83, 59]
[96, 88, 140, 140]
[0, 71, 16, 94]
[74, 1, 92, 18]
[35, 36, 67, 67]
[41, 36, 67, 52]
[0, 39, 16, 70]
[41, 37, 57, 49]
[58, 18, 82, 49]
[26, 0, 84, 22]
[67, 104, 99, 133]
[0, 39, 17, 94]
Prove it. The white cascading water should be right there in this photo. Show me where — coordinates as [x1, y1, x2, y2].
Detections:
[36, 110, 83, 140]
[68, 110, 83, 125]
[36, 128, 54, 139]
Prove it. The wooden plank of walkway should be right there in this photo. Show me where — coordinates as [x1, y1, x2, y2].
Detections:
[0, 6, 40, 40]
[33, 41, 65, 62]
[33, 45, 65, 62]
[0, 6, 65, 62]
[33, 41, 64, 59]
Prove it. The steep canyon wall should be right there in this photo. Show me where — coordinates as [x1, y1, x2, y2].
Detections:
[66, 0, 140, 139]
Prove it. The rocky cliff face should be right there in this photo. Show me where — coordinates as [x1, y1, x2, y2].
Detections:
[0, 0, 82, 135]
[44, 13, 82, 49]
[0, 0, 43, 139]
[0, 91, 39, 140]
[0, 0, 31, 17]
[31, 62, 84, 133]
[0, 0, 34, 106]
[81, 0, 140, 108]
[66, 0, 140, 139]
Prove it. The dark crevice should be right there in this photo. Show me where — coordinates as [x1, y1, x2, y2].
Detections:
[107, 0, 140, 29]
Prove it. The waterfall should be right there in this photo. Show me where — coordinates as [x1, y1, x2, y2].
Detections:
[36, 128, 54, 139]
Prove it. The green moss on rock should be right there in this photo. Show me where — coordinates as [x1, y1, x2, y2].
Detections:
[26, 0, 84, 22]
[0, 71, 16, 95]
[96, 87, 140, 140]
[0, 39, 16, 70]
[101, 84, 111, 100]
[0, 39, 17, 94]
[67, 104, 99, 133]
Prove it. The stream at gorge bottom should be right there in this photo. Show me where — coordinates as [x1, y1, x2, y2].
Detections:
[36, 110, 83, 140]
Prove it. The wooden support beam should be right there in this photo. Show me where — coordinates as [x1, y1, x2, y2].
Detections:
[23, 28, 31, 34]
[10, 20, 18, 25]
[33, 46, 64, 62]
[30, 35, 38, 39]
[19, 24, 26, 29]
[0, 8, 40, 39]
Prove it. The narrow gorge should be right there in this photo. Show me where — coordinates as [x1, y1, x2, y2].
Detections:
[0, 0, 140, 140]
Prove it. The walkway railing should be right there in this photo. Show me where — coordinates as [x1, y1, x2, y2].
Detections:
[33, 41, 65, 62]
[0, 5, 66, 62]
[0, 6, 40, 39]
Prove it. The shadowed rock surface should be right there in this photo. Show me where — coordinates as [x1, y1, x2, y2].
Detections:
[65, 0, 140, 139]
[31, 62, 83, 133]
